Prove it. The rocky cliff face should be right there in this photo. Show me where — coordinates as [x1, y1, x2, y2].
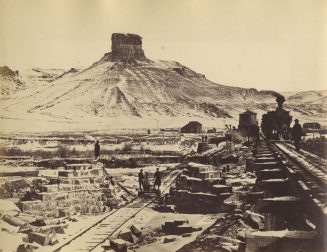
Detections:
[109, 33, 146, 62]
[0, 66, 24, 97]
[0, 66, 19, 78]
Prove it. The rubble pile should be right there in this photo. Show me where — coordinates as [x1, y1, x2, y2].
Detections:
[164, 142, 264, 252]
[102, 219, 203, 252]
[177, 213, 249, 252]
[175, 203, 264, 252]
[102, 224, 146, 252]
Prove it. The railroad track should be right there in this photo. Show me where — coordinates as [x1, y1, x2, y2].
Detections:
[53, 169, 182, 252]
[272, 141, 327, 190]
[275, 141, 326, 174]
[254, 138, 327, 235]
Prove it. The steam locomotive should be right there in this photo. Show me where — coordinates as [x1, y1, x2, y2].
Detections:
[261, 95, 292, 140]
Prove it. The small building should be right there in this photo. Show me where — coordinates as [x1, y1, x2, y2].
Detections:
[181, 121, 202, 134]
[238, 110, 259, 137]
[303, 122, 321, 133]
[160, 128, 180, 132]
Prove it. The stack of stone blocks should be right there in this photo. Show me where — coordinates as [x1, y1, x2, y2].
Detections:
[170, 162, 232, 212]
[18, 163, 119, 217]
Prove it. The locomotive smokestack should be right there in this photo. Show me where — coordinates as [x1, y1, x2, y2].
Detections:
[276, 95, 286, 109]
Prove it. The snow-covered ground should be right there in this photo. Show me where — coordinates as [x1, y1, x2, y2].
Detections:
[2, 58, 325, 134]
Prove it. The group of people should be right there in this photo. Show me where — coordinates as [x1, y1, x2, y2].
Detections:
[138, 168, 161, 192]
[94, 140, 162, 191]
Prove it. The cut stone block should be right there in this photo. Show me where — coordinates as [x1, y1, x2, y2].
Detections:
[38, 169, 59, 178]
[34, 224, 67, 234]
[257, 196, 300, 213]
[28, 232, 50, 246]
[257, 169, 285, 180]
[28, 231, 58, 246]
[110, 239, 129, 252]
[16, 244, 38, 252]
[117, 228, 134, 243]
[162, 220, 196, 235]
[212, 184, 232, 194]
[245, 211, 264, 230]
[254, 157, 277, 163]
[101, 239, 111, 250]
[177, 224, 195, 234]
[40, 185, 59, 193]
[255, 154, 275, 158]
[130, 224, 142, 238]
[18, 223, 32, 233]
[58, 170, 74, 178]
[245, 230, 317, 252]
[256, 179, 292, 195]
[163, 236, 177, 243]
[65, 164, 92, 170]
[3, 214, 26, 227]
[250, 162, 280, 171]
[173, 220, 189, 226]
[16, 214, 37, 223]
[48, 231, 59, 245]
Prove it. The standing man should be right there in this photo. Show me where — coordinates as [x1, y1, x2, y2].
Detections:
[292, 119, 303, 152]
[94, 140, 100, 160]
[154, 168, 161, 191]
[138, 169, 144, 191]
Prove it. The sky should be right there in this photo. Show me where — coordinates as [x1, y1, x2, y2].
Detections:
[0, 0, 326, 92]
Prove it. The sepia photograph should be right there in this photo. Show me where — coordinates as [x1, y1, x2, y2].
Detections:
[0, 0, 326, 251]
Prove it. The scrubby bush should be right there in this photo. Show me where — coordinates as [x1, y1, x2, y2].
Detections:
[121, 143, 133, 153]
[0, 147, 53, 158]
[129, 158, 138, 168]
[57, 145, 70, 158]
[0, 147, 25, 156]
[31, 150, 54, 159]
[0, 179, 30, 198]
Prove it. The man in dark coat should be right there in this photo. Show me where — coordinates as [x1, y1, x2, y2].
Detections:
[153, 168, 161, 190]
[138, 169, 144, 191]
[94, 140, 100, 159]
[292, 119, 303, 152]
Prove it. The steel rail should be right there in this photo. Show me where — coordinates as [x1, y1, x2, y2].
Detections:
[53, 169, 182, 252]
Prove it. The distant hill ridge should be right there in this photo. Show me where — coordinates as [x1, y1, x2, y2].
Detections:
[0, 33, 326, 131]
